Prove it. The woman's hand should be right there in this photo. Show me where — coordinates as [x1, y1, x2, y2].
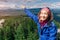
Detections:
[21, 5, 26, 9]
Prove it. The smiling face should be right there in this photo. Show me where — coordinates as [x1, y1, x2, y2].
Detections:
[38, 10, 49, 22]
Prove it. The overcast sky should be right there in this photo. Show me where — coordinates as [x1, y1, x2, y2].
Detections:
[0, 0, 60, 9]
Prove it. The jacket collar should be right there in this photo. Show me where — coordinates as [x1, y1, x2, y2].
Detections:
[42, 20, 52, 28]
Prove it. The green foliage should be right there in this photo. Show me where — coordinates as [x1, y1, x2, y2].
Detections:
[0, 16, 38, 40]
[0, 16, 59, 40]
[53, 20, 60, 28]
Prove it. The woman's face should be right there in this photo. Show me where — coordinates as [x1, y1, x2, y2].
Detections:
[39, 10, 48, 22]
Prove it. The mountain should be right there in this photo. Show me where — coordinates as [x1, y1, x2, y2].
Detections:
[51, 9, 60, 22]
[29, 8, 60, 22]
[0, 8, 59, 22]
[0, 9, 26, 16]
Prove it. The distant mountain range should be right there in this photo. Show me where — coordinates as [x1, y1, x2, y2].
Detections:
[0, 8, 60, 22]
[0, 9, 26, 16]
[30, 8, 60, 22]
[51, 9, 60, 22]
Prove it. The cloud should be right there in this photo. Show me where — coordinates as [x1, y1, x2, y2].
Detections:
[20, 2, 60, 9]
[0, 0, 39, 4]
[0, 0, 41, 9]
[0, 0, 8, 2]
[0, 2, 17, 9]
[19, 3, 49, 9]
[50, 2, 60, 8]
[0, 0, 60, 9]
[0, 4, 16, 8]
[18, 0, 42, 9]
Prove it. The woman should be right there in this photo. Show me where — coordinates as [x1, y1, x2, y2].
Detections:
[24, 7, 57, 40]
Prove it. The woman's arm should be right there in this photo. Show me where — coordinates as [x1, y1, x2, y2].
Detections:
[24, 8, 38, 23]
[49, 22, 57, 40]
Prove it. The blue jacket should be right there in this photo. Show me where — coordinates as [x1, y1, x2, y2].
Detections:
[24, 8, 57, 40]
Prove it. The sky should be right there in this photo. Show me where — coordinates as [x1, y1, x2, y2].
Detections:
[0, 0, 60, 9]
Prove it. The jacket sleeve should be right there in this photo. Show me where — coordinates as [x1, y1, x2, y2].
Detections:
[49, 22, 57, 40]
[24, 8, 38, 23]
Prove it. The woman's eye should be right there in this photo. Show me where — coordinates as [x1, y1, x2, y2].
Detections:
[44, 13, 47, 14]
